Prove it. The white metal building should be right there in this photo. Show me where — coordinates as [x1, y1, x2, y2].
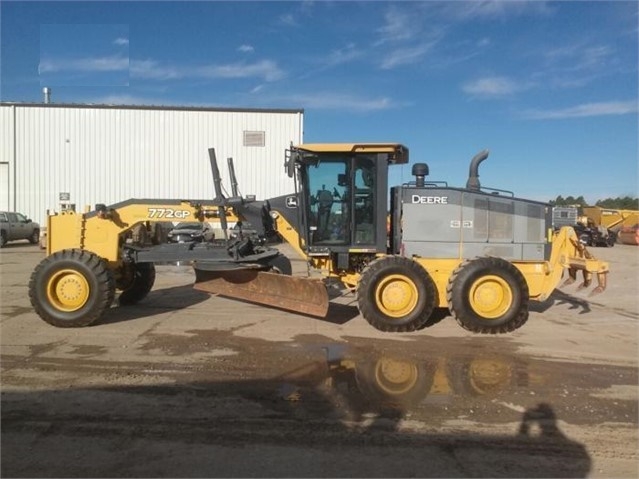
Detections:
[0, 103, 304, 225]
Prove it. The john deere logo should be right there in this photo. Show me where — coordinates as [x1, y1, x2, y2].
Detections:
[286, 196, 298, 208]
[411, 195, 448, 204]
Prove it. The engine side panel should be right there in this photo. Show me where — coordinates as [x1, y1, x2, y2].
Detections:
[396, 186, 549, 261]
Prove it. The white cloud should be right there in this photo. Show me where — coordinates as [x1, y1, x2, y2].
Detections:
[579, 46, 613, 69]
[130, 59, 181, 80]
[44, 56, 285, 82]
[113, 37, 129, 46]
[87, 94, 226, 108]
[373, 5, 447, 70]
[435, 0, 553, 21]
[238, 45, 254, 53]
[462, 76, 529, 97]
[321, 43, 363, 67]
[273, 92, 401, 112]
[376, 7, 415, 45]
[39, 55, 129, 74]
[535, 42, 620, 89]
[89, 94, 171, 106]
[279, 13, 297, 26]
[544, 43, 583, 61]
[278, 2, 315, 28]
[380, 43, 435, 70]
[523, 100, 638, 120]
[198, 60, 284, 81]
[295, 44, 364, 80]
[544, 43, 614, 72]
[131, 59, 285, 82]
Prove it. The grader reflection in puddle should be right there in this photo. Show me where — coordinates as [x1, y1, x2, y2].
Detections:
[273, 346, 535, 423]
[3, 340, 609, 477]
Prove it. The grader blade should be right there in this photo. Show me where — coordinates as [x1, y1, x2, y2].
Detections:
[193, 268, 329, 317]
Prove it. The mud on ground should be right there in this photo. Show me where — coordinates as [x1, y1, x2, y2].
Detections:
[1, 242, 637, 477]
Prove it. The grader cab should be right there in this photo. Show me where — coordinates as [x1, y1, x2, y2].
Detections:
[29, 144, 608, 333]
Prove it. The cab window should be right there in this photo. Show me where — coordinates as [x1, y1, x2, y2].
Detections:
[306, 159, 348, 245]
[353, 157, 376, 244]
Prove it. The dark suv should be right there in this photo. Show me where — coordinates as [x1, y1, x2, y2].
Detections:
[0, 211, 41, 247]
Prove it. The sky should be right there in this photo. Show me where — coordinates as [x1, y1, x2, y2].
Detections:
[1, 0, 637, 204]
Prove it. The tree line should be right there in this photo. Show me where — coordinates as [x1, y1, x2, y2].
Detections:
[549, 195, 639, 210]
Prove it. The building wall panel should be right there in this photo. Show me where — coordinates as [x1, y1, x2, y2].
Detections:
[1, 104, 302, 224]
[0, 105, 15, 210]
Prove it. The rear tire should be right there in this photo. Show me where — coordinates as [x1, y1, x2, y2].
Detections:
[29, 249, 115, 327]
[447, 257, 529, 334]
[0, 231, 6, 248]
[418, 307, 450, 329]
[357, 256, 437, 332]
[118, 262, 156, 305]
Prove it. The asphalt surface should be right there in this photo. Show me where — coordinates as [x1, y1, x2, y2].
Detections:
[1, 241, 637, 478]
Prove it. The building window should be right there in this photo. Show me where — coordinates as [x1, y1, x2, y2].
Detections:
[243, 130, 265, 147]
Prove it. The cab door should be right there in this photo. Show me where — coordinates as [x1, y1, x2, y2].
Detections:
[6, 213, 19, 240]
[304, 159, 349, 247]
[10, 213, 30, 241]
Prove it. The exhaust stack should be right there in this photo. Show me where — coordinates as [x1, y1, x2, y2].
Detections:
[466, 149, 489, 191]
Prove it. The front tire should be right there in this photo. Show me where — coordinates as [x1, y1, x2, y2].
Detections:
[266, 254, 292, 275]
[118, 262, 156, 305]
[447, 257, 529, 334]
[0, 231, 6, 248]
[29, 229, 40, 244]
[29, 249, 115, 327]
[357, 256, 437, 332]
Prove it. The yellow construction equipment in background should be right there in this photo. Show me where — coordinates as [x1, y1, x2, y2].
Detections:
[581, 206, 639, 231]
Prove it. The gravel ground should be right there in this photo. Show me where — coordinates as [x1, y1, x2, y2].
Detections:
[1, 241, 637, 478]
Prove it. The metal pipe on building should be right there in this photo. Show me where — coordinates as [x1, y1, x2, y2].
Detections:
[43, 87, 52, 104]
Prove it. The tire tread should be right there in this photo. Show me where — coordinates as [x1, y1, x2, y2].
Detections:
[447, 256, 529, 334]
[29, 249, 114, 328]
[118, 262, 156, 305]
[357, 256, 437, 333]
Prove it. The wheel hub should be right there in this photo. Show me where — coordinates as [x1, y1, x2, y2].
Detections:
[469, 275, 512, 319]
[375, 358, 418, 394]
[375, 274, 418, 318]
[47, 269, 90, 311]
[468, 358, 512, 394]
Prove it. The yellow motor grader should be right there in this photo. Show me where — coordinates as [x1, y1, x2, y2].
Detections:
[29, 144, 608, 333]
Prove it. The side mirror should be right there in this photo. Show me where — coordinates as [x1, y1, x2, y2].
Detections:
[286, 151, 299, 178]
